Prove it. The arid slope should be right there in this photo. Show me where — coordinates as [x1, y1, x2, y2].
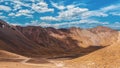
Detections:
[0, 50, 26, 59]
[64, 32, 120, 68]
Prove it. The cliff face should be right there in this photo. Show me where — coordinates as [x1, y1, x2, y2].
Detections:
[0, 20, 119, 58]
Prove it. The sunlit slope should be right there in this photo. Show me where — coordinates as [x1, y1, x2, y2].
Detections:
[64, 32, 120, 68]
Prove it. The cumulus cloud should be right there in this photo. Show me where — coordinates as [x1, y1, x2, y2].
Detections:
[110, 12, 120, 16]
[104, 22, 120, 29]
[50, 1, 79, 11]
[100, 4, 120, 16]
[41, 3, 114, 22]
[81, 11, 108, 19]
[1, 0, 54, 18]
[51, 1, 66, 10]
[40, 16, 58, 21]
[0, 5, 11, 11]
[8, 9, 34, 17]
[11, 0, 54, 13]
[0, 16, 7, 19]
[40, 3, 120, 28]
[100, 4, 120, 12]
[8, 13, 15, 16]
[24, 20, 65, 28]
[16, 9, 33, 17]
[41, 7, 88, 21]
[24, 20, 60, 28]
[39, 22, 60, 28]
[13, 3, 22, 11]
[13, 0, 30, 7]
[31, 1, 54, 13]
[58, 7, 88, 20]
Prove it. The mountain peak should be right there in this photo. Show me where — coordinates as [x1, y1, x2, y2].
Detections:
[0, 19, 10, 28]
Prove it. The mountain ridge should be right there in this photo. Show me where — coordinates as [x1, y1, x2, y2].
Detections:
[0, 19, 119, 58]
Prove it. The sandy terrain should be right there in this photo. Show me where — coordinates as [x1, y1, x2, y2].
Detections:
[0, 51, 66, 68]
[0, 62, 56, 68]
[64, 32, 120, 68]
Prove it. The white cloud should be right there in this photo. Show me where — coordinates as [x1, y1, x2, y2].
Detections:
[40, 4, 111, 28]
[41, 7, 88, 21]
[39, 20, 109, 28]
[13, 0, 30, 7]
[8, 9, 34, 17]
[81, 11, 108, 19]
[39, 22, 58, 28]
[41, 3, 120, 24]
[40, 16, 58, 21]
[99, 4, 120, 16]
[66, 5, 76, 9]
[8, 13, 15, 16]
[9, 0, 54, 13]
[57, 7, 88, 21]
[0, 16, 7, 19]
[25, 16, 110, 28]
[110, 12, 120, 16]
[18, 9, 32, 14]
[51, 1, 66, 10]
[80, 4, 120, 19]
[30, 0, 35, 3]
[24, 20, 60, 28]
[0, 0, 54, 18]
[16, 9, 33, 17]
[51, 1, 78, 11]
[104, 22, 120, 29]
[0, 5, 11, 11]
[100, 4, 120, 12]
[10, 23, 22, 26]
[31, 1, 54, 13]
[13, 4, 22, 11]
[25, 20, 39, 26]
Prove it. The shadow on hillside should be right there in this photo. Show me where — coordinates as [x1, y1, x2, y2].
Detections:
[47, 46, 105, 59]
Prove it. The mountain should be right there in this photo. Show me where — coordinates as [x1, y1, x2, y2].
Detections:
[64, 31, 120, 68]
[0, 19, 51, 57]
[0, 19, 118, 58]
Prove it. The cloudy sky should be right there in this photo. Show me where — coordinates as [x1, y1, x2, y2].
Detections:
[0, 0, 120, 29]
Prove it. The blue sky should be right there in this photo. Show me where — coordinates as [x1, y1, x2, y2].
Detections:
[0, 0, 120, 29]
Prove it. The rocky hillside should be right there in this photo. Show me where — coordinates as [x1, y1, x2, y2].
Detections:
[0, 19, 119, 58]
[64, 32, 120, 68]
